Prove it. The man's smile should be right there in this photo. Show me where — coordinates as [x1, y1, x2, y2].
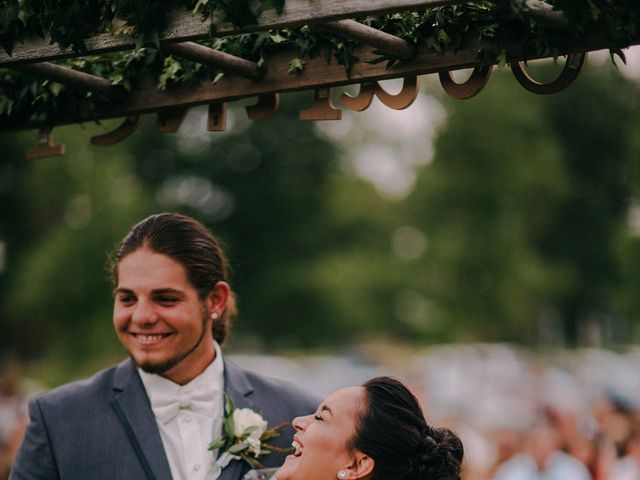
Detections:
[130, 332, 174, 345]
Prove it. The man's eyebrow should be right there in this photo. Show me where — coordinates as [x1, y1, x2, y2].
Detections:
[321, 405, 333, 416]
[151, 288, 186, 296]
[113, 288, 187, 296]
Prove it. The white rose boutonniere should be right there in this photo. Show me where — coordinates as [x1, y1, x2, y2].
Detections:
[209, 395, 289, 472]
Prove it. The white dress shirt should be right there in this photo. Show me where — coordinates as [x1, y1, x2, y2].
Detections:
[139, 341, 225, 480]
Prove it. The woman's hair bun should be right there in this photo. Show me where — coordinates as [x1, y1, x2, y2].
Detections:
[411, 427, 464, 480]
[422, 433, 441, 458]
[353, 377, 464, 480]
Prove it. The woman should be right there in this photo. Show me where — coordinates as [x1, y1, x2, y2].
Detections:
[274, 376, 463, 480]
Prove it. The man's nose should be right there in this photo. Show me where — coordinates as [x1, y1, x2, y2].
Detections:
[131, 298, 157, 325]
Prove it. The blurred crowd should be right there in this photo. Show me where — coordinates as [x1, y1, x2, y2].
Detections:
[3, 345, 640, 479]
[234, 344, 640, 480]
[0, 364, 27, 480]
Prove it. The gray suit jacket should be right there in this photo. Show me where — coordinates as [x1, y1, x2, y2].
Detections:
[10, 357, 319, 480]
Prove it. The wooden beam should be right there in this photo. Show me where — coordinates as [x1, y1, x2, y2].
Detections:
[3, 27, 638, 132]
[10, 62, 122, 100]
[163, 42, 262, 79]
[517, 0, 569, 30]
[318, 20, 415, 59]
[0, 0, 467, 66]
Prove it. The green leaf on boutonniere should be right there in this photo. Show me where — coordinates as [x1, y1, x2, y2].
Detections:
[208, 437, 226, 451]
[224, 414, 235, 439]
[225, 393, 235, 415]
[229, 441, 249, 454]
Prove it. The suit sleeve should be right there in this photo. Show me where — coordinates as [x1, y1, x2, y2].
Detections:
[9, 397, 60, 480]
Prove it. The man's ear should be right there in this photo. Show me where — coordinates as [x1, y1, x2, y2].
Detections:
[206, 281, 230, 315]
[342, 453, 374, 480]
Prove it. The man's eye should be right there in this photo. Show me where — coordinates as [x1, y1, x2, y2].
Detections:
[156, 297, 178, 304]
[313, 415, 323, 422]
[119, 296, 135, 304]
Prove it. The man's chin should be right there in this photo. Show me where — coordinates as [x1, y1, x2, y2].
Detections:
[133, 355, 178, 376]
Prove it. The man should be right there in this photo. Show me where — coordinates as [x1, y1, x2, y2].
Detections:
[10, 213, 319, 480]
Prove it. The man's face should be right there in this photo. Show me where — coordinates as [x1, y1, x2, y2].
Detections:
[113, 247, 215, 385]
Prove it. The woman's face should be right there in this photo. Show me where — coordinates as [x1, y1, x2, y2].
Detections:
[276, 386, 366, 480]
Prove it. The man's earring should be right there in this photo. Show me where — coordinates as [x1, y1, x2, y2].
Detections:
[338, 471, 347, 479]
[211, 312, 219, 320]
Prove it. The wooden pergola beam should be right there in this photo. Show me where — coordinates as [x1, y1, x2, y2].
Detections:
[3, 27, 637, 132]
[517, 0, 569, 30]
[318, 20, 415, 59]
[163, 42, 262, 80]
[9, 62, 122, 100]
[0, 0, 467, 66]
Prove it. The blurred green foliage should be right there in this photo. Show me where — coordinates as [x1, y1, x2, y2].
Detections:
[0, 62, 639, 383]
[409, 63, 640, 344]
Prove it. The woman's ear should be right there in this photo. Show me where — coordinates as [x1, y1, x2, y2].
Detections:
[341, 454, 374, 479]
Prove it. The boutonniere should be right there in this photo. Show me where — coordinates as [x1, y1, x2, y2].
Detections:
[209, 395, 288, 472]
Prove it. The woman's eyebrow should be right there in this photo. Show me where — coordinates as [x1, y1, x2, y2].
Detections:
[321, 405, 333, 416]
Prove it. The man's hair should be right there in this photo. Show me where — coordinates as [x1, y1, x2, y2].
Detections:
[110, 212, 236, 344]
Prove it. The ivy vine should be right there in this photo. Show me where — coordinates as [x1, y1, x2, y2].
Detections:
[0, 0, 638, 127]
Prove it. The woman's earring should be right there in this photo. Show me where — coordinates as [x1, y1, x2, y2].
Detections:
[211, 312, 219, 320]
[338, 471, 347, 479]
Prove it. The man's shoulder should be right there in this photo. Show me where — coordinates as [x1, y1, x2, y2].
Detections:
[225, 359, 320, 410]
[34, 358, 130, 409]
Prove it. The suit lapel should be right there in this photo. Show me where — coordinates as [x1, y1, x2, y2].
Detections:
[218, 360, 255, 480]
[110, 358, 173, 480]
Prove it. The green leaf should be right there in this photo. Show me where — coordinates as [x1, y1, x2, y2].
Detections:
[243, 425, 259, 436]
[224, 415, 236, 439]
[225, 394, 236, 416]
[228, 442, 249, 454]
[0, 5, 18, 32]
[288, 58, 305, 74]
[208, 438, 226, 451]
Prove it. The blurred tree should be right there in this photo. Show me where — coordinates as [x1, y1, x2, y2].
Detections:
[407, 63, 639, 345]
[0, 124, 155, 375]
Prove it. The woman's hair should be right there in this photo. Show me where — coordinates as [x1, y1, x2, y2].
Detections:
[110, 212, 237, 344]
[351, 377, 463, 480]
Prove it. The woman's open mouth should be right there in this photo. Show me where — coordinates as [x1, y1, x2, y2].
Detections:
[291, 439, 304, 457]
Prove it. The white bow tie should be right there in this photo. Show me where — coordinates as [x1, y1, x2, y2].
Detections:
[151, 385, 222, 424]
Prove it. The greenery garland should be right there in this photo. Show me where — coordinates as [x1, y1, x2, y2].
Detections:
[0, 0, 638, 127]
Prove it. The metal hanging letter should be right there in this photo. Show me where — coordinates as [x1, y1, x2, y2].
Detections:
[339, 83, 377, 112]
[91, 116, 143, 146]
[374, 76, 420, 110]
[157, 108, 189, 133]
[246, 94, 280, 120]
[510, 52, 588, 95]
[26, 127, 66, 160]
[207, 102, 227, 131]
[299, 88, 342, 121]
[439, 66, 492, 100]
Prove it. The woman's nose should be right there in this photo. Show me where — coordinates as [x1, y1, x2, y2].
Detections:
[292, 414, 311, 431]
